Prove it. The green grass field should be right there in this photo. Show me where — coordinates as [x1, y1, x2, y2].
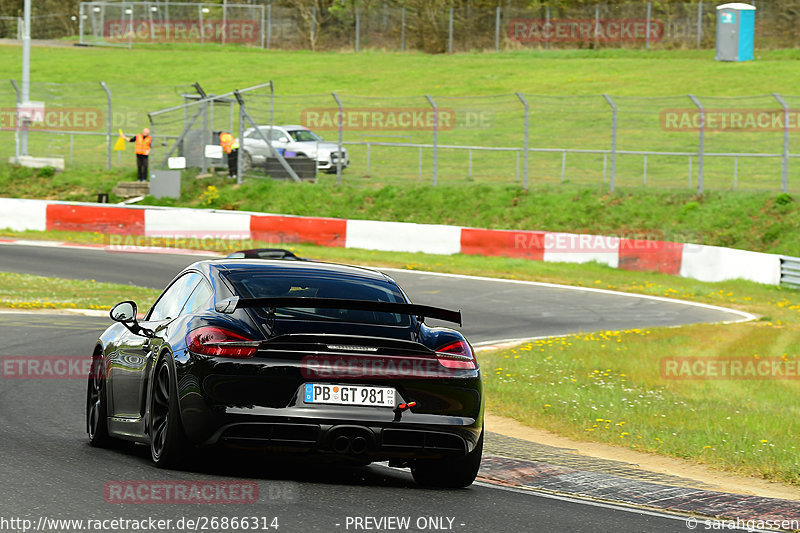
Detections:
[0, 271, 159, 311]
[0, 46, 799, 190]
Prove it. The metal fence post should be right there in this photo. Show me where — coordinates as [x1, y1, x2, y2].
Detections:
[773, 92, 789, 193]
[222, 0, 227, 46]
[603, 94, 617, 192]
[646, 2, 652, 50]
[545, 7, 550, 49]
[258, 5, 265, 49]
[201, 100, 208, 174]
[99, 81, 112, 170]
[148, 2, 155, 42]
[515, 92, 529, 190]
[643, 155, 648, 185]
[355, 7, 360, 52]
[237, 96, 244, 184]
[21, 0, 30, 157]
[199, 5, 205, 45]
[495, 7, 500, 52]
[10, 80, 20, 163]
[311, 5, 317, 51]
[689, 94, 705, 194]
[594, 4, 600, 49]
[401, 7, 406, 52]
[697, 0, 703, 48]
[269, 80, 274, 130]
[266, 3, 271, 49]
[448, 8, 453, 54]
[425, 95, 438, 186]
[332, 92, 343, 184]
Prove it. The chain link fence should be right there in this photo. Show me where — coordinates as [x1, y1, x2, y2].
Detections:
[3, 80, 799, 193]
[0, 1, 797, 50]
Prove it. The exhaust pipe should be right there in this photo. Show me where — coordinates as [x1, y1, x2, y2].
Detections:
[350, 436, 368, 454]
[333, 435, 351, 454]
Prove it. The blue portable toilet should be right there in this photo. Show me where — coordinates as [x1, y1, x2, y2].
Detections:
[715, 3, 756, 61]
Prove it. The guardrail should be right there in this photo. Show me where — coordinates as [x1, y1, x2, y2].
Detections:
[780, 256, 800, 289]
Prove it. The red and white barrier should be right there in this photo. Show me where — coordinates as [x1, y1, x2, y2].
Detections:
[0, 198, 784, 286]
[346, 220, 462, 255]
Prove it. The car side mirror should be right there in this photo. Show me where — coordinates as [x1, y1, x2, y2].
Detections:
[110, 301, 136, 322]
[278, 137, 289, 143]
[110, 301, 155, 338]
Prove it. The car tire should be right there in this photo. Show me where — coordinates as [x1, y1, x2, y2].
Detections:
[241, 151, 252, 173]
[411, 427, 483, 488]
[86, 354, 114, 447]
[149, 355, 189, 468]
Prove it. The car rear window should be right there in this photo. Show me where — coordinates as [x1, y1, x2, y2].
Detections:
[223, 273, 411, 326]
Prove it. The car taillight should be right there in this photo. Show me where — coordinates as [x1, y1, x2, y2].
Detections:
[435, 340, 477, 369]
[186, 327, 259, 359]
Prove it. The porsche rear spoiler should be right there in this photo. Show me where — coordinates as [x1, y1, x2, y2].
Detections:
[214, 296, 462, 326]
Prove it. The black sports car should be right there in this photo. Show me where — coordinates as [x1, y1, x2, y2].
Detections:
[87, 259, 484, 487]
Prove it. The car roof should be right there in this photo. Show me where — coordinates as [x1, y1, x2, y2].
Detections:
[249, 125, 308, 131]
[192, 259, 394, 283]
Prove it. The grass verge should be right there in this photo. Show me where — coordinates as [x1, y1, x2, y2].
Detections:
[478, 324, 800, 485]
[0, 271, 160, 311]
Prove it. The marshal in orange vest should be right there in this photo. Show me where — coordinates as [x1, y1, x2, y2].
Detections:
[134, 133, 151, 156]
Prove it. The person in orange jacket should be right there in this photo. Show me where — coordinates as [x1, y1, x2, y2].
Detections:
[124, 128, 152, 182]
[219, 131, 239, 179]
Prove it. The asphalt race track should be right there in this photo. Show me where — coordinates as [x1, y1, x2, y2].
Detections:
[0, 243, 750, 532]
[0, 243, 748, 343]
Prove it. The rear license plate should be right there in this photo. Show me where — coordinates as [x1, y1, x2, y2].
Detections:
[303, 384, 395, 407]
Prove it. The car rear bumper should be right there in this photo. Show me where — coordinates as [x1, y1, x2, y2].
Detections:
[202, 411, 481, 460]
[318, 155, 349, 171]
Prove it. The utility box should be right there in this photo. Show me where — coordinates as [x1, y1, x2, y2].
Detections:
[715, 3, 756, 62]
[264, 157, 317, 180]
[150, 170, 181, 199]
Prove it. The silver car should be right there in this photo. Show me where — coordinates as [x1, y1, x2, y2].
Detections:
[240, 125, 350, 174]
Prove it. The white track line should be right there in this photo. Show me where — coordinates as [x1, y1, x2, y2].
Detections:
[472, 481, 776, 532]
